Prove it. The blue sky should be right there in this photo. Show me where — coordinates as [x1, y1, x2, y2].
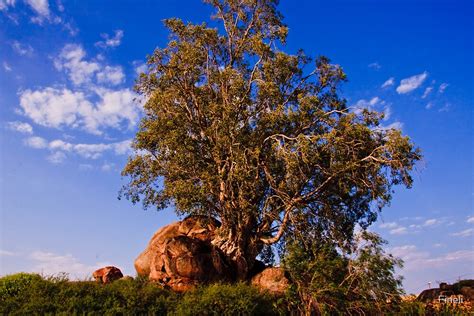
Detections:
[0, 0, 472, 294]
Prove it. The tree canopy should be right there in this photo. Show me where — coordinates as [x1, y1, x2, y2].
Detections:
[121, 0, 421, 279]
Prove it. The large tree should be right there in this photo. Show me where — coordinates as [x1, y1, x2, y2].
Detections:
[121, 0, 421, 280]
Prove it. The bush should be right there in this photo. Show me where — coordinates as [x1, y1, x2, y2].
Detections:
[2, 273, 471, 315]
[0, 274, 282, 315]
[173, 283, 280, 315]
[0, 273, 177, 315]
[281, 232, 405, 315]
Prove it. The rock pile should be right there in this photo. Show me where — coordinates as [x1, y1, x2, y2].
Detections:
[134, 216, 233, 291]
[91, 216, 291, 293]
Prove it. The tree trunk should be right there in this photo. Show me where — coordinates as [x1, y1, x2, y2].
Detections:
[211, 227, 260, 281]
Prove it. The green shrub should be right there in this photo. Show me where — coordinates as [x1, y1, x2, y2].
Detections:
[0, 273, 177, 315]
[173, 282, 280, 316]
[0, 274, 282, 315]
[3, 273, 471, 315]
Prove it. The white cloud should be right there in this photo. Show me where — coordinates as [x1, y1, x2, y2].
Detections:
[96, 65, 125, 85]
[467, 216, 474, 224]
[89, 88, 141, 132]
[368, 62, 381, 70]
[396, 71, 428, 94]
[133, 61, 147, 76]
[113, 139, 132, 155]
[390, 226, 408, 235]
[24, 136, 47, 148]
[381, 77, 394, 88]
[29, 250, 111, 279]
[47, 151, 66, 164]
[101, 162, 115, 172]
[379, 221, 409, 235]
[379, 222, 398, 229]
[25, 0, 50, 20]
[423, 218, 439, 227]
[378, 121, 403, 131]
[27, 137, 132, 162]
[438, 103, 450, 113]
[7, 121, 33, 134]
[389, 245, 474, 271]
[11, 40, 34, 56]
[3, 61, 12, 71]
[390, 245, 427, 263]
[425, 102, 433, 110]
[0, 0, 16, 11]
[450, 228, 473, 237]
[369, 97, 380, 106]
[56, 0, 63, 11]
[79, 163, 93, 170]
[383, 105, 391, 121]
[422, 86, 433, 99]
[62, 140, 130, 159]
[400, 216, 424, 221]
[19, 87, 140, 134]
[353, 96, 383, 114]
[54, 44, 100, 86]
[49, 139, 73, 151]
[95, 29, 124, 49]
[0, 249, 17, 256]
[1, 0, 77, 32]
[19, 87, 90, 129]
[398, 216, 448, 230]
[438, 83, 449, 93]
[73, 143, 114, 159]
[54, 44, 125, 86]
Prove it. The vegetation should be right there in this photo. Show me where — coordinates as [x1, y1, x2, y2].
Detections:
[2, 273, 471, 315]
[281, 231, 404, 314]
[120, 0, 421, 285]
[0, 274, 277, 315]
[0, 273, 177, 315]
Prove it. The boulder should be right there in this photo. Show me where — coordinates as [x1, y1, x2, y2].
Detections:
[93, 266, 123, 284]
[417, 288, 442, 302]
[135, 216, 232, 291]
[251, 267, 289, 295]
[417, 280, 474, 303]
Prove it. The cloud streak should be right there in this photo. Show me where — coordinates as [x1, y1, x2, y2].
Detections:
[95, 29, 124, 49]
[24, 137, 133, 161]
[7, 121, 33, 134]
[11, 40, 34, 56]
[396, 72, 428, 94]
[381, 77, 394, 88]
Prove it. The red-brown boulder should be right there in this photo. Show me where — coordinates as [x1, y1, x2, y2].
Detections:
[251, 267, 289, 295]
[93, 266, 123, 284]
[135, 216, 232, 291]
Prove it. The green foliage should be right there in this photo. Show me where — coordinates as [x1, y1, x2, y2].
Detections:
[0, 274, 284, 315]
[173, 283, 279, 315]
[397, 300, 427, 315]
[0, 273, 177, 315]
[396, 299, 472, 316]
[281, 231, 404, 315]
[2, 273, 470, 315]
[0, 273, 43, 297]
